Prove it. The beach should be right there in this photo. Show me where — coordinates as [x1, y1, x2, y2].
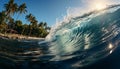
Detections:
[0, 33, 44, 41]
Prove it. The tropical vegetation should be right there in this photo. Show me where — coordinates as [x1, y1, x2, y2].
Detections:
[0, 0, 51, 38]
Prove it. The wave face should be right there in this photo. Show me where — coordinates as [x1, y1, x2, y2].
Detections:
[45, 5, 120, 67]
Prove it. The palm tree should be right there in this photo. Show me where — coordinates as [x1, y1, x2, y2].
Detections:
[15, 3, 27, 35]
[8, 17, 15, 29]
[17, 3, 27, 20]
[25, 13, 33, 36]
[45, 26, 51, 32]
[39, 22, 50, 31]
[38, 22, 44, 28]
[0, 11, 7, 33]
[21, 13, 32, 35]
[26, 14, 39, 36]
[0, 11, 6, 24]
[4, 0, 18, 17]
[25, 13, 33, 23]
[43, 22, 47, 29]
[14, 20, 24, 34]
[21, 24, 28, 35]
[31, 16, 38, 27]
[4, 0, 18, 34]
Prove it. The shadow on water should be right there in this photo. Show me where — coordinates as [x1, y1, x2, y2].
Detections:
[0, 37, 120, 69]
[0, 38, 49, 69]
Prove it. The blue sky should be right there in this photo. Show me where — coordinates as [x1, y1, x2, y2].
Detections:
[0, 0, 83, 26]
[0, 0, 119, 26]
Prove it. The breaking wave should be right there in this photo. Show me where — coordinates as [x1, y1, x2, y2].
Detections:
[44, 4, 120, 67]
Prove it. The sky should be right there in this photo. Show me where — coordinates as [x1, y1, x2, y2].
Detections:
[0, 0, 120, 26]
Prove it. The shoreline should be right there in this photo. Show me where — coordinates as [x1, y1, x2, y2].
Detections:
[0, 33, 45, 41]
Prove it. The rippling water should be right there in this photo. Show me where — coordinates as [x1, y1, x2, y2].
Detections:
[1, 5, 120, 69]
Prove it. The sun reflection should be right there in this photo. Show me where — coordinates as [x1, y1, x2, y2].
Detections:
[110, 50, 113, 54]
[95, 3, 106, 10]
[108, 43, 113, 49]
[89, 0, 109, 11]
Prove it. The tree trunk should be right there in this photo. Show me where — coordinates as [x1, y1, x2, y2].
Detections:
[29, 25, 32, 36]
[21, 27, 25, 35]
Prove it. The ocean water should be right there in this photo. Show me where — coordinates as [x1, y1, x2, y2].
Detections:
[1, 4, 120, 69]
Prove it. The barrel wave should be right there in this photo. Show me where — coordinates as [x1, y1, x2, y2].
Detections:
[45, 4, 120, 67]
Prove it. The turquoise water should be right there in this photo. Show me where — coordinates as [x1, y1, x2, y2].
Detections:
[46, 4, 120, 67]
[1, 4, 120, 69]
